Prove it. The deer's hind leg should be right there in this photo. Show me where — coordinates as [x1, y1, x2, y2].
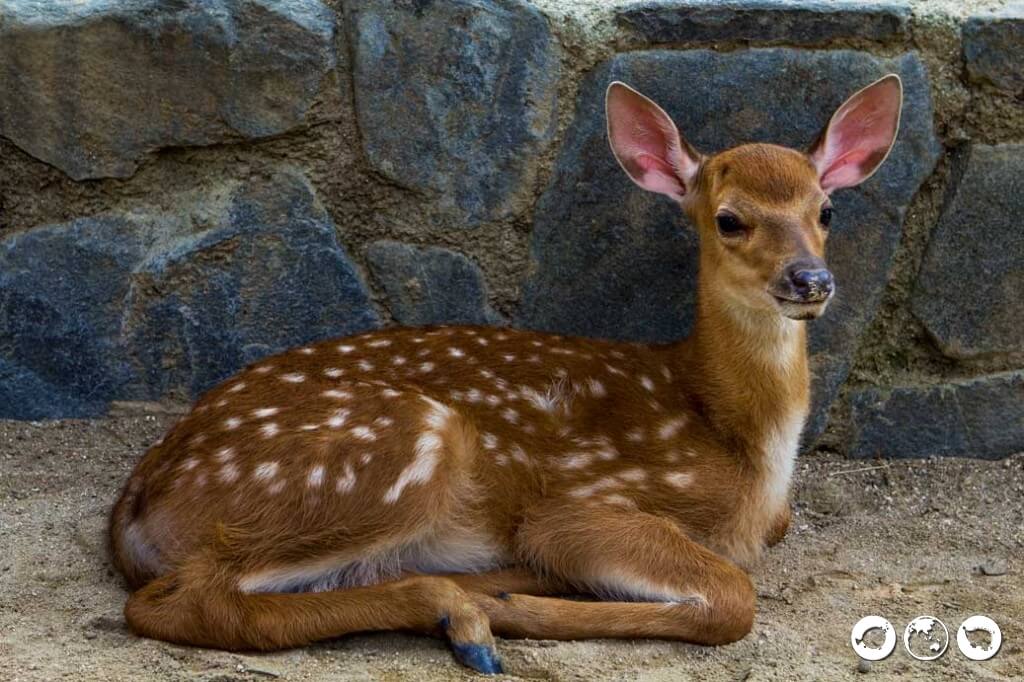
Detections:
[122, 394, 507, 673]
[125, 558, 503, 673]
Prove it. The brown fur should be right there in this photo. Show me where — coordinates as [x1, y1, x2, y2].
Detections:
[109, 91, 895, 665]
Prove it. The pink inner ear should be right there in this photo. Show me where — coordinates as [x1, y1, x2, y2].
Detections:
[606, 84, 699, 200]
[812, 77, 901, 193]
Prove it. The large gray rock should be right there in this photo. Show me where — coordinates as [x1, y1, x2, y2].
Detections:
[366, 241, 505, 327]
[913, 144, 1024, 359]
[849, 372, 1024, 459]
[617, 0, 910, 44]
[349, 0, 559, 224]
[964, 4, 1024, 93]
[518, 49, 940, 447]
[0, 0, 337, 180]
[0, 169, 379, 418]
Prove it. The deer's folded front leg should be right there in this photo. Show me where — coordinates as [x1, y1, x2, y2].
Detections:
[487, 504, 755, 645]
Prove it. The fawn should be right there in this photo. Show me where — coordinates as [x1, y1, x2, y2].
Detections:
[110, 74, 902, 674]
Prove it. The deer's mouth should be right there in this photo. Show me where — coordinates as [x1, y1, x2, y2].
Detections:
[771, 294, 831, 320]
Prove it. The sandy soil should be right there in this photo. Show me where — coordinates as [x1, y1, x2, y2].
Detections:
[0, 413, 1021, 681]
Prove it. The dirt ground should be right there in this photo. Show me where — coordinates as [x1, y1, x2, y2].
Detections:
[0, 413, 1021, 681]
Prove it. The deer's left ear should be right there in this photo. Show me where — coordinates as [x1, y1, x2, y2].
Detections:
[808, 74, 903, 193]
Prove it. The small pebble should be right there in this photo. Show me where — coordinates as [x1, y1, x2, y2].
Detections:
[857, 659, 872, 673]
[979, 559, 1008, 576]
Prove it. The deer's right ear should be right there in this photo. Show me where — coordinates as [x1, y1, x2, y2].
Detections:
[606, 82, 702, 201]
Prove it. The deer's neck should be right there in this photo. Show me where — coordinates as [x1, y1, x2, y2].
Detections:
[683, 280, 810, 469]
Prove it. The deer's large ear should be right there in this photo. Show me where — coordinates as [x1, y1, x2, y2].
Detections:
[606, 81, 702, 201]
[808, 74, 903, 193]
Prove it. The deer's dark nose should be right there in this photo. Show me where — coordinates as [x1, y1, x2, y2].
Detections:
[789, 267, 834, 301]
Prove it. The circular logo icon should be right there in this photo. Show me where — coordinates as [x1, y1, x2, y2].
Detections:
[957, 615, 1002, 661]
[851, 616, 897, 661]
[903, 616, 949, 660]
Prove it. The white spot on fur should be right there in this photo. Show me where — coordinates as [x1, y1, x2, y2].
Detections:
[224, 417, 242, 430]
[661, 365, 673, 382]
[561, 452, 593, 469]
[336, 464, 357, 493]
[350, 426, 376, 442]
[510, 444, 529, 464]
[252, 407, 280, 418]
[422, 397, 453, 430]
[357, 360, 374, 372]
[502, 354, 516, 362]
[618, 468, 646, 482]
[268, 479, 286, 495]
[476, 337, 488, 346]
[219, 463, 240, 484]
[374, 416, 394, 428]
[481, 432, 499, 450]
[253, 365, 273, 374]
[501, 407, 519, 424]
[216, 399, 228, 408]
[299, 424, 319, 431]
[605, 363, 626, 376]
[338, 344, 355, 353]
[664, 471, 694, 489]
[392, 356, 407, 366]
[214, 447, 235, 462]
[359, 452, 373, 465]
[382, 388, 401, 398]
[280, 373, 306, 383]
[367, 339, 391, 348]
[603, 494, 636, 508]
[189, 434, 206, 447]
[308, 465, 325, 488]
[326, 408, 351, 429]
[586, 378, 607, 398]
[484, 394, 502, 407]
[228, 382, 246, 393]
[323, 389, 352, 400]
[419, 362, 435, 372]
[626, 428, 645, 443]
[255, 462, 279, 480]
[260, 423, 280, 438]
[324, 367, 344, 378]
[658, 416, 687, 440]
[448, 347, 465, 358]
[384, 432, 441, 503]
[570, 477, 618, 498]
[180, 458, 199, 471]
[640, 376, 655, 392]
[299, 347, 315, 355]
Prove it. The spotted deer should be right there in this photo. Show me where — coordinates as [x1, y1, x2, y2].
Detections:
[110, 75, 903, 674]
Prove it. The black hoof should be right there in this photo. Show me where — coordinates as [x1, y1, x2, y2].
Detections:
[450, 641, 504, 675]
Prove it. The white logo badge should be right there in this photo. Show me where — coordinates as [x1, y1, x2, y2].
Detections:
[851, 616, 896, 661]
[903, 616, 949, 661]
[956, 615, 1002, 661]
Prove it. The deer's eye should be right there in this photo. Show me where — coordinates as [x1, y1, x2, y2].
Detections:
[819, 206, 833, 228]
[715, 213, 745, 238]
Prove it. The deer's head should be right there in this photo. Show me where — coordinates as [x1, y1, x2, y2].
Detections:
[606, 75, 903, 322]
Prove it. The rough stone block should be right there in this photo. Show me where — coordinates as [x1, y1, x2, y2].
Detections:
[849, 372, 1024, 459]
[518, 48, 940, 446]
[0, 169, 379, 418]
[618, 0, 910, 44]
[964, 4, 1024, 93]
[366, 241, 504, 327]
[349, 0, 559, 224]
[913, 144, 1024, 359]
[0, 0, 337, 180]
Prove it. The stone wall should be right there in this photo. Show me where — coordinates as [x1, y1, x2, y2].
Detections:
[1, 0, 1021, 459]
